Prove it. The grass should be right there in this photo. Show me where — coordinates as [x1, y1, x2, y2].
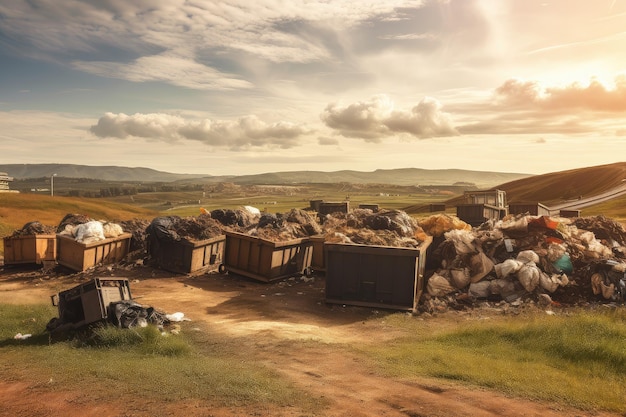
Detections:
[360, 309, 626, 413]
[0, 304, 323, 411]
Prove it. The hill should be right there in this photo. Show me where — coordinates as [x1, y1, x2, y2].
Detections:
[0, 164, 207, 182]
[495, 162, 626, 205]
[402, 162, 626, 216]
[0, 163, 530, 188]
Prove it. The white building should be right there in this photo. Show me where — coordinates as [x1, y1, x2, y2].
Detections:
[0, 172, 18, 193]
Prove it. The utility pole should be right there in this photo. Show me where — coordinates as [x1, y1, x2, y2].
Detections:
[51, 173, 57, 196]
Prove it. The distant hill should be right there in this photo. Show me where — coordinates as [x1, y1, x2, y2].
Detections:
[0, 164, 207, 182]
[0, 164, 531, 188]
[441, 162, 626, 208]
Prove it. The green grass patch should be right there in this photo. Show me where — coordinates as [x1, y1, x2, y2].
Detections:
[0, 304, 323, 411]
[361, 309, 626, 413]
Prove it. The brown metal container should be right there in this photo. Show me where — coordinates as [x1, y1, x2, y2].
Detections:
[559, 209, 581, 218]
[324, 237, 432, 312]
[150, 235, 225, 274]
[456, 204, 507, 226]
[51, 277, 132, 328]
[2, 234, 56, 265]
[220, 231, 313, 282]
[509, 202, 551, 216]
[56, 233, 132, 271]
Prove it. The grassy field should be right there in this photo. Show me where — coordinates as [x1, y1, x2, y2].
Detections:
[0, 304, 324, 412]
[360, 309, 626, 413]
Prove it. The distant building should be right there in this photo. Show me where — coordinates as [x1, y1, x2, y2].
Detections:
[0, 172, 18, 193]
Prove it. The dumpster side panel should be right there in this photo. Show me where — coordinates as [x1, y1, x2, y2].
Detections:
[310, 235, 326, 272]
[152, 235, 225, 274]
[57, 233, 132, 271]
[325, 239, 430, 312]
[3, 235, 57, 265]
[222, 232, 312, 282]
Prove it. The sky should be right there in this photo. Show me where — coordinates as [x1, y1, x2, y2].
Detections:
[1, 0, 626, 177]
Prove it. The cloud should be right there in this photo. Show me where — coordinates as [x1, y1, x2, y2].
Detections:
[454, 76, 626, 135]
[321, 94, 459, 141]
[495, 76, 626, 112]
[318, 136, 340, 146]
[0, 1, 431, 89]
[72, 53, 252, 91]
[90, 112, 311, 149]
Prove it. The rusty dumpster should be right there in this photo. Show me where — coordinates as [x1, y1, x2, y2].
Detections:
[324, 237, 432, 312]
[56, 233, 132, 271]
[2, 234, 56, 266]
[219, 231, 313, 282]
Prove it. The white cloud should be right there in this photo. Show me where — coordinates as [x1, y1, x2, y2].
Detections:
[321, 94, 459, 141]
[73, 53, 252, 91]
[90, 112, 311, 149]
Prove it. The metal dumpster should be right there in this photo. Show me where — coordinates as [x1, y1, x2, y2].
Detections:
[56, 233, 132, 271]
[149, 234, 225, 274]
[324, 237, 432, 312]
[51, 277, 132, 328]
[2, 234, 56, 266]
[219, 231, 313, 282]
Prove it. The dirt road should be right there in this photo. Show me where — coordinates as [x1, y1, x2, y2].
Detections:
[0, 264, 622, 417]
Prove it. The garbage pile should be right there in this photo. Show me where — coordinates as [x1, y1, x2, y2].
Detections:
[117, 218, 151, 253]
[422, 214, 626, 311]
[248, 209, 322, 241]
[8, 221, 57, 237]
[147, 214, 225, 242]
[320, 209, 429, 248]
[56, 213, 126, 244]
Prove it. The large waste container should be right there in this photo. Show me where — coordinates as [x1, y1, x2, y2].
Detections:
[56, 233, 132, 271]
[324, 237, 431, 312]
[219, 231, 313, 282]
[51, 277, 132, 328]
[149, 235, 225, 274]
[2, 234, 56, 266]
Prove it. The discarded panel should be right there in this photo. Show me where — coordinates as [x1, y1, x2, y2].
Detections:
[51, 277, 132, 328]
[150, 235, 225, 274]
[325, 237, 432, 312]
[2, 234, 56, 265]
[220, 231, 313, 282]
[56, 233, 132, 271]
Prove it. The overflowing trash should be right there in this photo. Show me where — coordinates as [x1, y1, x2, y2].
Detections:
[319, 208, 428, 248]
[7, 221, 56, 237]
[421, 213, 626, 312]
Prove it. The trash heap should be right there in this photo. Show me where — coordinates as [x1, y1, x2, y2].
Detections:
[248, 209, 322, 241]
[422, 213, 626, 311]
[320, 208, 429, 248]
[8, 221, 57, 237]
[57, 213, 126, 244]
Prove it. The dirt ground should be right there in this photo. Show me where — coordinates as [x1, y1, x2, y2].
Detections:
[0, 260, 623, 417]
